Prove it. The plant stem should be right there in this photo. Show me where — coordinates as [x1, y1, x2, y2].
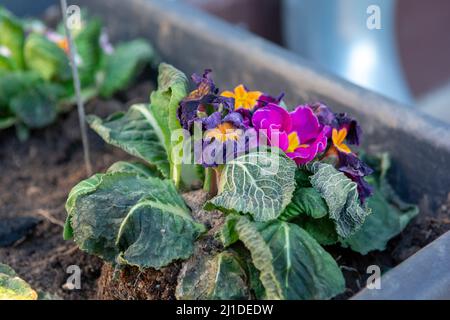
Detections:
[203, 167, 222, 197]
[203, 167, 214, 193]
[60, 0, 92, 176]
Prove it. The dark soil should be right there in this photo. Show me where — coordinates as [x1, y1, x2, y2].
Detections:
[333, 197, 450, 299]
[1, 78, 449, 299]
[0, 81, 154, 300]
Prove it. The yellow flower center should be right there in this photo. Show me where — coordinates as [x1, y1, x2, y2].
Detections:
[286, 132, 309, 153]
[205, 122, 242, 143]
[221, 84, 262, 110]
[332, 128, 351, 153]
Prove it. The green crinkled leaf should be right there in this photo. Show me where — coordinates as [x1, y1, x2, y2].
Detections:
[65, 172, 205, 269]
[149, 63, 188, 185]
[176, 250, 250, 300]
[228, 216, 345, 300]
[340, 155, 419, 254]
[308, 162, 371, 238]
[0, 8, 25, 70]
[87, 104, 170, 177]
[99, 39, 155, 97]
[106, 161, 161, 179]
[281, 187, 328, 221]
[206, 150, 297, 222]
[9, 83, 63, 128]
[24, 33, 71, 81]
[0, 264, 38, 300]
[231, 216, 283, 300]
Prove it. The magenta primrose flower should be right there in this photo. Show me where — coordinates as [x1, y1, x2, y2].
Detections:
[252, 103, 331, 165]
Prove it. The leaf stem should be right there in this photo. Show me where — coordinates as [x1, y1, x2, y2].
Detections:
[203, 166, 223, 197]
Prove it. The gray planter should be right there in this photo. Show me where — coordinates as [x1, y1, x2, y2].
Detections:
[8, 0, 450, 299]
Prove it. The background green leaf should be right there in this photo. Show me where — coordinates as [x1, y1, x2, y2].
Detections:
[74, 18, 102, 87]
[206, 150, 297, 222]
[24, 33, 71, 82]
[9, 83, 63, 128]
[0, 71, 40, 109]
[0, 8, 25, 70]
[0, 55, 14, 73]
[99, 39, 155, 97]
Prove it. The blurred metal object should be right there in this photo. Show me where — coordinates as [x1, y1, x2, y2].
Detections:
[282, 0, 413, 105]
[352, 231, 450, 300]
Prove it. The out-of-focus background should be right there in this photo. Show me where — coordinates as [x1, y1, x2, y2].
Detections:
[181, 0, 450, 123]
[4, 0, 450, 122]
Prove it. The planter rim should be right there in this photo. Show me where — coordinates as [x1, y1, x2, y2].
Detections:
[352, 230, 450, 300]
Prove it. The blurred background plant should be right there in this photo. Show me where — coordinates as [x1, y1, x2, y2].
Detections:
[0, 5, 157, 140]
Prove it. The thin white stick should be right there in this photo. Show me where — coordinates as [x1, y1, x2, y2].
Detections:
[60, 0, 92, 176]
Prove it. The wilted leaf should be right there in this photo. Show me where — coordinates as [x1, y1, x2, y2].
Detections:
[149, 63, 188, 185]
[99, 39, 155, 97]
[64, 173, 104, 240]
[0, 263, 38, 300]
[226, 216, 345, 300]
[65, 172, 205, 269]
[87, 104, 170, 177]
[206, 150, 296, 222]
[308, 162, 371, 238]
[176, 250, 250, 300]
[24, 33, 71, 81]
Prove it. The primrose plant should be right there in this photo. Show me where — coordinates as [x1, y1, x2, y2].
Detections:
[0, 7, 157, 139]
[64, 64, 418, 300]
